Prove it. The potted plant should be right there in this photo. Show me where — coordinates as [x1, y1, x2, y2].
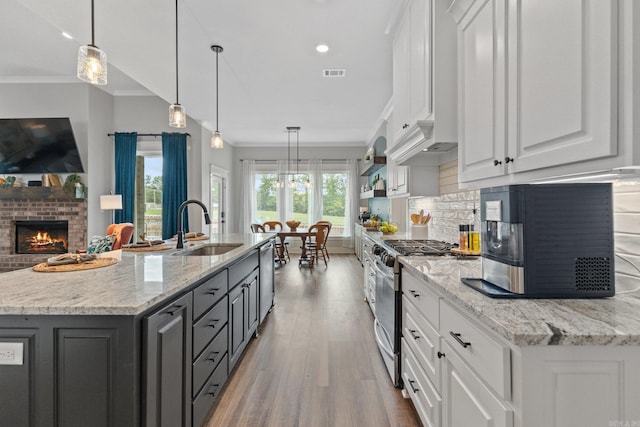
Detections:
[63, 174, 85, 197]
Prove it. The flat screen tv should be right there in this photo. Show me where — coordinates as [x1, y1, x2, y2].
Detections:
[0, 118, 84, 174]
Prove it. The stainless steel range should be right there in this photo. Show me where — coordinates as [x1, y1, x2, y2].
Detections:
[372, 239, 456, 386]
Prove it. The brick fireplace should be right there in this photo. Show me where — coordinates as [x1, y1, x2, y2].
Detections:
[0, 187, 87, 272]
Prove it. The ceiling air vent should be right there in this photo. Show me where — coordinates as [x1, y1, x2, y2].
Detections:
[323, 69, 346, 78]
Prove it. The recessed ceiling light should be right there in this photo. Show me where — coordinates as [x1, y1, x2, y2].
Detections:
[62, 32, 73, 40]
[316, 44, 329, 53]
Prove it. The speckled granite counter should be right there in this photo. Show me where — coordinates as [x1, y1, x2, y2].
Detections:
[400, 256, 640, 346]
[0, 233, 274, 316]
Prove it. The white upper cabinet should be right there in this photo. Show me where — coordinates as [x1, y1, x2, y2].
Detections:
[388, 0, 458, 164]
[451, 0, 636, 185]
[393, 0, 432, 144]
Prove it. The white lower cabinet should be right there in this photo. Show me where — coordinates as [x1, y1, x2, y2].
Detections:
[441, 341, 513, 427]
[401, 268, 640, 427]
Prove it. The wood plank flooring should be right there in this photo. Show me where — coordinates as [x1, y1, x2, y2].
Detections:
[204, 255, 421, 427]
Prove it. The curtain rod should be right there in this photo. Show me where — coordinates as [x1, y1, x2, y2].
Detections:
[239, 158, 361, 162]
[107, 133, 191, 137]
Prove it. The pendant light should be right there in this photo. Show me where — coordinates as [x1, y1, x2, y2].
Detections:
[210, 45, 224, 149]
[287, 127, 298, 188]
[169, 0, 186, 128]
[77, 0, 107, 85]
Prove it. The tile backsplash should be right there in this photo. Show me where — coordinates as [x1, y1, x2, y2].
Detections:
[409, 177, 640, 293]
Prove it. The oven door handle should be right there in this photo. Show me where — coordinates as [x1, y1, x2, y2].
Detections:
[373, 259, 394, 280]
[374, 318, 394, 358]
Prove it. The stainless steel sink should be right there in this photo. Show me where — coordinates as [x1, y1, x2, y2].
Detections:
[177, 243, 243, 256]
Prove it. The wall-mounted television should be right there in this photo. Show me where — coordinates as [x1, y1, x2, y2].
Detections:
[0, 118, 84, 174]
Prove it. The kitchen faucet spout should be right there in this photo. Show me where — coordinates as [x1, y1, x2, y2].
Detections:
[176, 199, 212, 249]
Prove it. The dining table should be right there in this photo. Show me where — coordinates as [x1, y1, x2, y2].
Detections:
[276, 228, 314, 266]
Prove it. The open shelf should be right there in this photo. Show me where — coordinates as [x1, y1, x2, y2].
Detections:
[360, 156, 386, 176]
[360, 189, 387, 199]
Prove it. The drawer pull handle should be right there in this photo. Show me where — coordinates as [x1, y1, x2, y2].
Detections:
[437, 351, 445, 359]
[407, 379, 419, 394]
[408, 329, 420, 340]
[207, 351, 220, 362]
[207, 319, 220, 328]
[165, 305, 182, 316]
[450, 331, 471, 348]
[206, 384, 220, 396]
[408, 289, 420, 298]
[206, 288, 220, 295]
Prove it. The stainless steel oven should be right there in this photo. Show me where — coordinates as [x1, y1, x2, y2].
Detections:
[371, 239, 456, 387]
[372, 256, 398, 385]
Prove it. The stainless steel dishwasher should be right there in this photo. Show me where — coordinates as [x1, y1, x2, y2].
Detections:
[259, 240, 275, 325]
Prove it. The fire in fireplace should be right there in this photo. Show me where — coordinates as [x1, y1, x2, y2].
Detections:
[15, 220, 69, 254]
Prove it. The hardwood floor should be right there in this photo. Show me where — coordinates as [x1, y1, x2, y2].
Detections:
[204, 255, 421, 427]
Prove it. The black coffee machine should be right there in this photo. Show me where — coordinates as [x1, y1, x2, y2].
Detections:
[463, 183, 615, 298]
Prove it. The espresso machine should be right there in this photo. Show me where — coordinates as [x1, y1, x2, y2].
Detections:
[463, 183, 615, 298]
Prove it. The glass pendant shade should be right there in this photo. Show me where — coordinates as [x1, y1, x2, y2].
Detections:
[305, 178, 312, 188]
[211, 131, 223, 149]
[288, 179, 296, 188]
[77, 45, 107, 85]
[169, 103, 186, 128]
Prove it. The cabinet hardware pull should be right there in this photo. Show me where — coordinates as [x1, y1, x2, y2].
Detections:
[437, 351, 445, 359]
[408, 379, 419, 393]
[165, 305, 183, 316]
[408, 329, 420, 340]
[408, 289, 420, 298]
[493, 159, 502, 166]
[207, 319, 220, 328]
[505, 157, 514, 163]
[207, 351, 220, 361]
[206, 288, 220, 295]
[206, 384, 220, 396]
[450, 331, 471, 348]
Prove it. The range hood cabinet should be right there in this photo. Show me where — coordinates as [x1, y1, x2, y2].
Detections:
[385, 120, 457, 165]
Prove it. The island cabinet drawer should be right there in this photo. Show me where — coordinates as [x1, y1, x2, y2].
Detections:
[440, 301, 511, 400]
[193, 270, 229, 321]
[402, 270, 440, 328]
[229, 250, 259, 286]
[193, 324, 228, 396]
[403, 295, 442, 388]
[193, 353, 228, 427]
[402, 338, 442, 427]
[193, 296, 228, 359]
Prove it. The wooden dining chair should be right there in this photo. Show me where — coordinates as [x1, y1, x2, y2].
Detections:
[314, 221, 332, 262]
[303, 222, 331, 267]
[250, 223, 265, 233]
[263, 221, 290, 262]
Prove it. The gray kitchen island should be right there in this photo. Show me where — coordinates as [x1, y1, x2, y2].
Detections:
[0, 233, 275, 427]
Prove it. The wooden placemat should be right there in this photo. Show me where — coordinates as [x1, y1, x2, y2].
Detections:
[33, 257, 118, 272]
[122, 244, 172, 252]
[171, 236, 209, 241]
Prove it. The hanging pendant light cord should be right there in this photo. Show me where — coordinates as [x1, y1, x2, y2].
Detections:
[215, 50, 219, 132]
[90, 0, 96, 46]
[296, 129, 300, 175]
[175, 0, 179, 104]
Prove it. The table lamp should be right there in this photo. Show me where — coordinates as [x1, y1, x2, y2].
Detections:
[100, 194, 123, 223]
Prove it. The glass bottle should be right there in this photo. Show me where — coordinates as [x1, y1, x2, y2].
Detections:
[459, 225, 469, 251]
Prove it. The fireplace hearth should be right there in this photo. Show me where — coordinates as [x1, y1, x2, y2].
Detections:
[15, 220, 69, 254]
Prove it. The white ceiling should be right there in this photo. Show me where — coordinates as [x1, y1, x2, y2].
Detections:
[1, 0, 402, 147]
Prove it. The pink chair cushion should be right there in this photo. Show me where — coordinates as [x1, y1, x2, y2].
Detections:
[106, 223, 135, 250]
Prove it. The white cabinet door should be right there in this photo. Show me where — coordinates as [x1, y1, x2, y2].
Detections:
[457, 0, 507, 182]
[441, 341, 513, 427]
[408, 0, 432, 124]
[392, 0, 432, 145]
[396, 165, 409, 194]
[393, 17, 410, 143]
[506, 0, 618, 173]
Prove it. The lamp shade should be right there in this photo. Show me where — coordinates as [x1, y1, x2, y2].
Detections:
[77, 45, 108, 85]
[100, 194, 123, 210]
[169, 103, 186, 128]
[210, 131, 223, 149]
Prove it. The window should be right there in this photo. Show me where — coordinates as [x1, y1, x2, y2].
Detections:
[246, 160, 355, 238]
[136, 141, 163, 239]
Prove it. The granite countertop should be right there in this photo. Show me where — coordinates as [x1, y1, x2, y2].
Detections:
[400, 256, 640, 346]
[0, 233, 274, 316]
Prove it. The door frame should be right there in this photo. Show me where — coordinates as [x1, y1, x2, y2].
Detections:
[208, 164, 229, 234]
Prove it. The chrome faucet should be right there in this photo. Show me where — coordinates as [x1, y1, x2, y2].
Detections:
[176, 199, 212, 249]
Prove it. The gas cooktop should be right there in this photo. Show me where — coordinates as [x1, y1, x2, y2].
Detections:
[382, 239, 457, 256]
